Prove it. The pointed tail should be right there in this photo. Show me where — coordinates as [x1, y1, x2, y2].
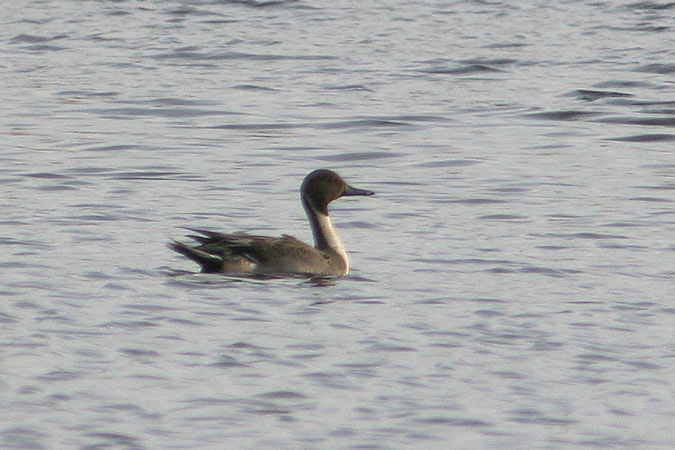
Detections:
[168, 240, 223, 272]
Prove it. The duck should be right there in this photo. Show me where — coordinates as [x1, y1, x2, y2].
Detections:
[169, 169, 374, 276]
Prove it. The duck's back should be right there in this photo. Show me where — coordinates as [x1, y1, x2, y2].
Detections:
[170, 229, 347, 276]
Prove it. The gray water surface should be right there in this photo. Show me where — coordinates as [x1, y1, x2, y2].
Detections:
[2, 1, 674, 448]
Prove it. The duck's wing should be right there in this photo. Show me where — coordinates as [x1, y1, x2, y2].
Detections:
[170, 229, 317, 273]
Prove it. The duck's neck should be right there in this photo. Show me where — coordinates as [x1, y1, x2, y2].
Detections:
[303, 197, 349, 271]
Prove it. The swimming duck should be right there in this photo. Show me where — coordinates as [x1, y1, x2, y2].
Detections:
[169, 169, 374, 276]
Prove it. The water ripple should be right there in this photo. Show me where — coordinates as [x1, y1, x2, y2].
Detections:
[635, 63, 675, 74]
[419, 64, 503, 75]
[153, 50, 335, 62]
[523, 110, 603, 121]
[597, 116, 675, 127]
[567, 89, 633, 102]
[610, 134, 675, 142]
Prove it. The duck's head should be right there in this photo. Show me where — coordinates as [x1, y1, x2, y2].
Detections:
[301, 169, 374, 215]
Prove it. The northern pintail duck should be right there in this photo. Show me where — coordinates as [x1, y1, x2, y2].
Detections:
[169, 169, 374, 276]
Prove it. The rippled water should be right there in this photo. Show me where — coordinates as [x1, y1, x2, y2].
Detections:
[2, 0, 674, 448]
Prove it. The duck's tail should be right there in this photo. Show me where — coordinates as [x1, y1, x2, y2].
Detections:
[168, 240, 223, 272]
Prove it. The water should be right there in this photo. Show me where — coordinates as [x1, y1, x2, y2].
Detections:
[2, 0, 674, 448]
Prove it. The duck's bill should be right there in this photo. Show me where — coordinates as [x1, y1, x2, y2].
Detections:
[343, 184, 375, 197]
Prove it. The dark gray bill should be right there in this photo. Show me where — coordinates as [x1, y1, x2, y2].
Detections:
[343, 184, 375, 196]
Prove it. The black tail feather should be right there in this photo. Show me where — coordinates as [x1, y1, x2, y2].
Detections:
[168, 240, 223, 272]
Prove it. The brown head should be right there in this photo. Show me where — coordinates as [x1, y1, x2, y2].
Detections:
[300, 169, 374, 215]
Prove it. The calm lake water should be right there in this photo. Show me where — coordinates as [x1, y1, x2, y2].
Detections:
[2, 0, 674, 448]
